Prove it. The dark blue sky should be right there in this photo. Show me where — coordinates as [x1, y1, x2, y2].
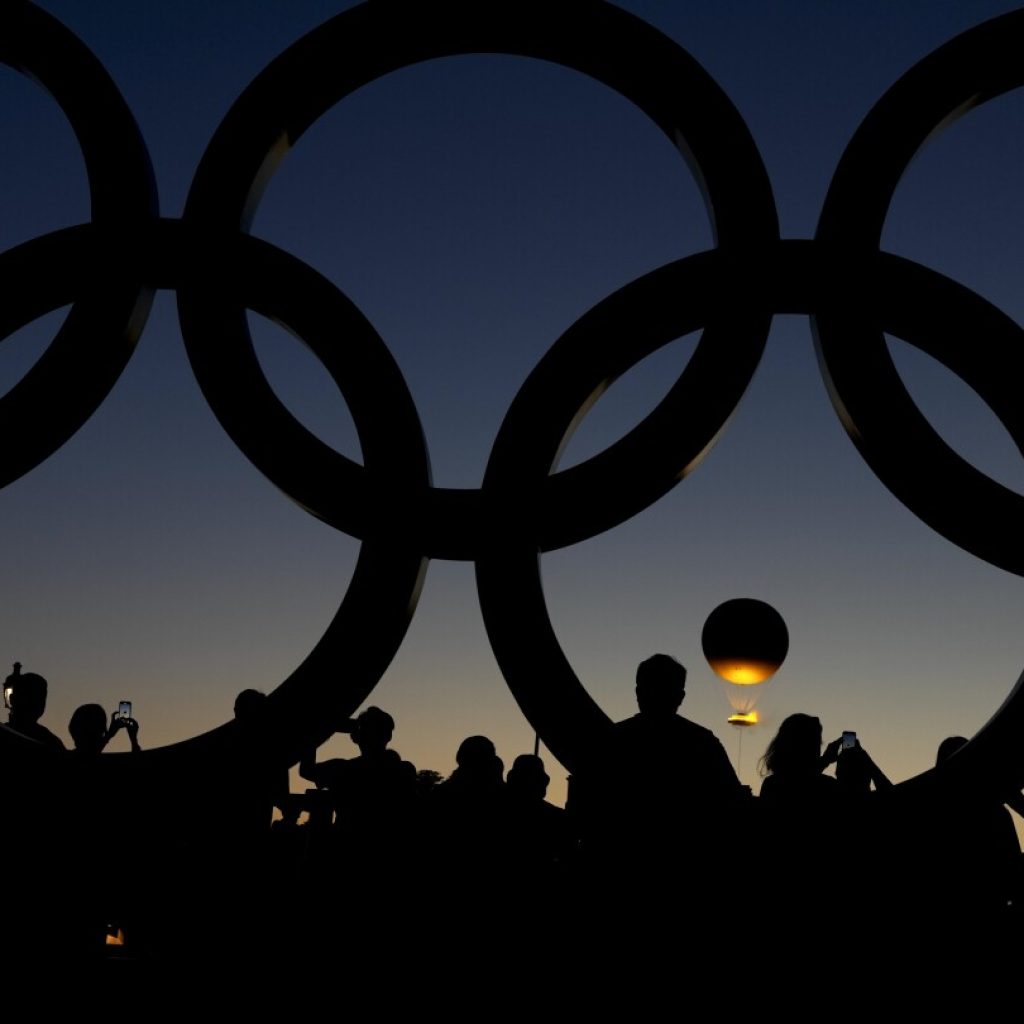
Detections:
[3, 0, 1024, 808]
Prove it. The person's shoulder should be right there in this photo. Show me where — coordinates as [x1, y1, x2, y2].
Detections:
[610, 714, 644, 733]
[610, 713, 724, 746]
[676, 715, 714, 732]
[37, 724, 66, 750]
[676, 716, 725, 744]
[314, 757, 354, 783]
[13, 722, 66, 751]
[376, 751, 417, 782]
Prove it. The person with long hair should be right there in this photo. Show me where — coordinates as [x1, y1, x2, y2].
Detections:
[757, 714, 891, 922]
[758, 713, 839, 806]
[759, 714, 889, 804]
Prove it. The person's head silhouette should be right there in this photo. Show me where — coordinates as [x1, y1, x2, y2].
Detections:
[69, 703, 108, 755]
[8, 671, 48, 725]
[507, 754, 549, 801]
[351, 706, 394, 756]
[936, 735, 968, 766]
[233, 688, 268, 722]
[454, 735, 504, 785]
[635, 654, 686, 715]
[761, 713, 822, 777]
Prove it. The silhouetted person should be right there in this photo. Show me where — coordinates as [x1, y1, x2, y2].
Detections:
[5, 669, 64, 750]
[228, 688, 290, 840]
[300, 706, 416, 806]
[296, 706, 417, 943]
[758, 715, 890, 922]
[505, 753, 573, 878]
[756, 714, 842, 918]
[438, 735, 505, 798]
[758, 713, 839, 806]
[576, 655, 744, 862]
[429, 736, 508, 878]
[299, 706, 416, 863]
[0, 666, 65, 952]
[567, 655, 747, 941]
[171, 689, 296, 959]
[507, 752, 550, 802]
[923, 735, 1021, 926]
[416, 734, 519, 954]
[760, 717, 890, 806]
[69, 703, 141, 754]
[621, 654, 742, 795]
[57, 704, 144, 955]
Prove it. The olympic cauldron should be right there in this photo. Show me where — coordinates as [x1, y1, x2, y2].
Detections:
[2, 0, 1023, 810]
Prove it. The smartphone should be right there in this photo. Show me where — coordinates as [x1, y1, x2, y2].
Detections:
[841, 730, 857, 751]
[118, 700, 132, 720]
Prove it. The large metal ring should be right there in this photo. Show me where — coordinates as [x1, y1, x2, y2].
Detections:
[0, 0, 157, 488]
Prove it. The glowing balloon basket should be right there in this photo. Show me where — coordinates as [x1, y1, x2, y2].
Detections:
[702, 598, 789, 777]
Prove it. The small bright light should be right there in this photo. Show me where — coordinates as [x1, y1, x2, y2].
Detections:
[728, 711, 759, 727]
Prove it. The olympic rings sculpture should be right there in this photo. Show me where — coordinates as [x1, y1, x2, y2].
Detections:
[2, 0, 1023, 801]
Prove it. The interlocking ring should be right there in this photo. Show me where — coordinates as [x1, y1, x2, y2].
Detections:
[2, 0, 1023, 801]
[0, 1, 156, 489]
[815, 8, 1024, 578]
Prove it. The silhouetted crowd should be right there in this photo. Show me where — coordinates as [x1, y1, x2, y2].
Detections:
[0, 656, 1021, 965]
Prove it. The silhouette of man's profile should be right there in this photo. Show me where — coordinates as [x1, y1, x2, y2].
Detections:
[574, 654, 744, 869]
[614, 653, 742, 801]
[5, 669, 65, 751]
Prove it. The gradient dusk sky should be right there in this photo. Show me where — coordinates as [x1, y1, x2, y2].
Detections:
[3, 0, 1024, 814]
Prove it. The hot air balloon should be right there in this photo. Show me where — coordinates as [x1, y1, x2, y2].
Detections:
[702, 598, 788, 729]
